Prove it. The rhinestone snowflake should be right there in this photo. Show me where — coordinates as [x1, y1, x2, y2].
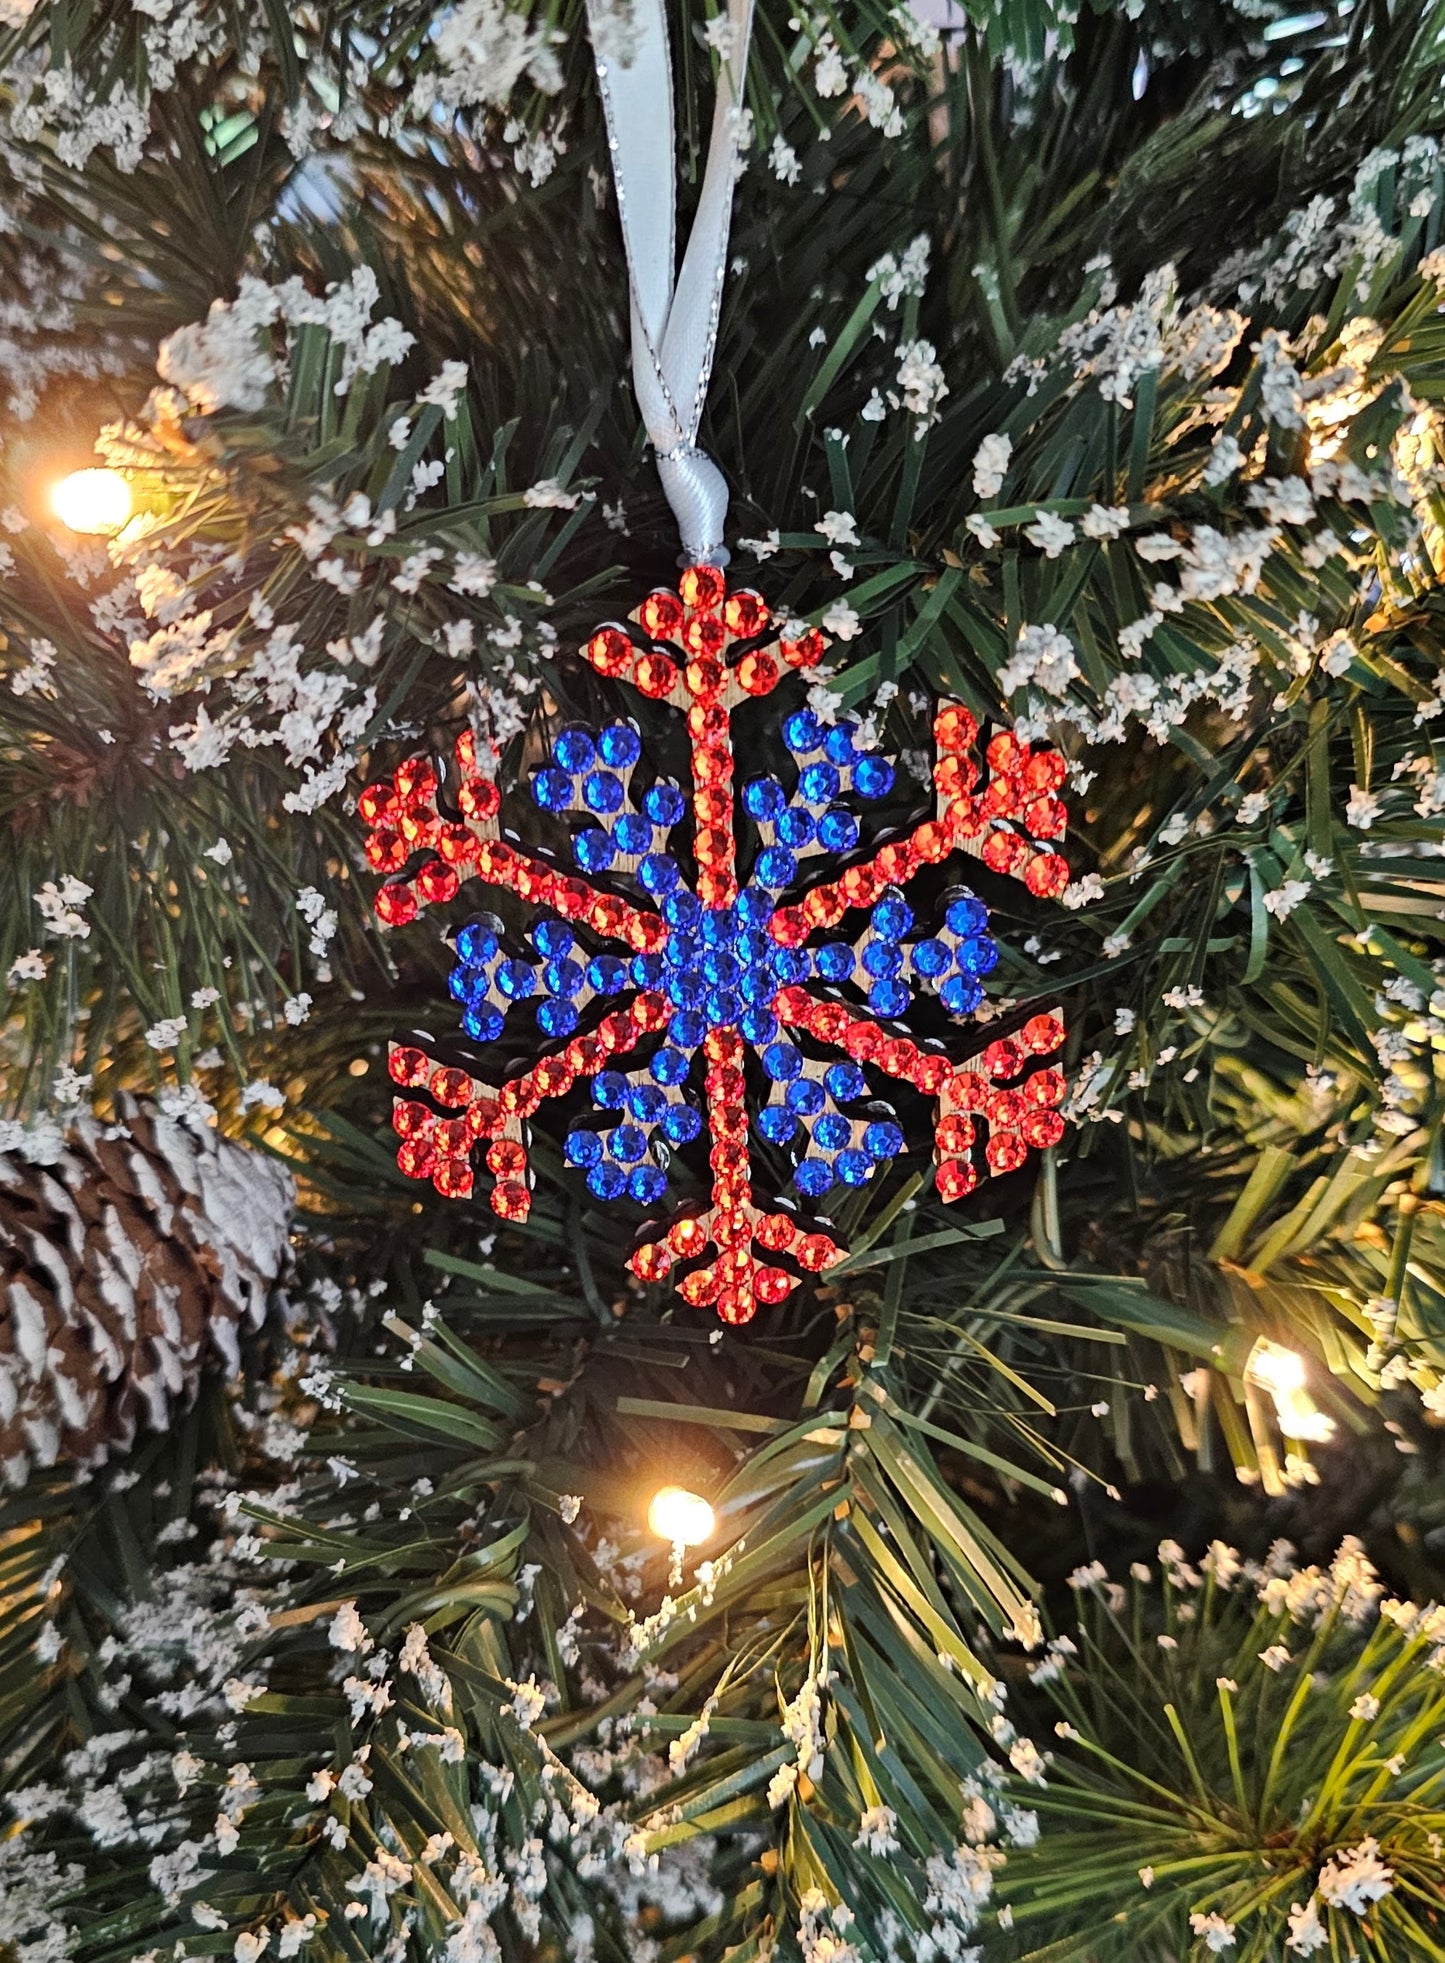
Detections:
[360, 564, 1069, 1324]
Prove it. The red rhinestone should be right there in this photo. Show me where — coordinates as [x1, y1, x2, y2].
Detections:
[669, 1216, 710, 1258]
[934, 755, 979, 799]
[770, 907, 808, 946]
[986, 1132, 1029, 1174]
[1022, 795, 1067, 840]
[698, 870, 735, 908]
[639, 590, 685, 639]
[430, 1066, 473, 1108]
[694, 744, 733, 785]
[754, 1266, 794, 1306]
[954, 1073, 989, 1110]
[364, 830, 407, 873]
[455, 729, 479, 773]
[1021, 1014, 1066, 1056]
[591, 895, 627, 938]
[679, 564, 726, 612]
[395, 757, 438, 804]
[685, 657, 726, 701]
[983, 1039, 1024, 1079]
[486, 1139, 527, 1175]
[688, 701, 729, 744]
[937, 1113, 975, 1154]
[708, 1065, 745, 1103]
[396, 1137, 436, 1180]
[796, 1233, 840, 1273]
[633, 992, 671, 1031]
[936, 1158, 977, 1201]
[911, 1054, 952, 1094]
[600, 1012, 634, 1049]
[756, 1213, 799, 1252]
[986, 732, 1024, 774]
[500, 1081, 541, 1118]
[804, 888, 842, 927]
[724, 591, 769, 636]
[876, 842, 916, 883]
[491, 1178, 530, 1221]
[950, 796, 985, 839]
[935, 704, 979, 753]
[1024, 852, 1070, 899]
[434, 1117, 472, 1155]
[1023, 751, 1068, 793]
[1022, 1108, 1066, 1148]
[587, 627, 632, 677]
[433, 1158, 474, 1199]
[415, 860, 459, 906]
[635, 652, 679, 698]
[375, 882, 417, 927]
[534, 1057, 571, 1095]
[718, 1287, 758, 1325]
[811, 1003, 850, 1043]
[711, 1144, 749, 1181]
[436, 823, 476, 866]
[780, 627, 826, 669]
[630, 916, 670, 954]
[393, 1100, 432, 1139]
[681, 1264, 723, 1308]
[845, 1024, 883, 1064]
[468, 1098, 501, 1136]
[684, 617, 726, 662]
[737, 652, 780, 696]
[389, 1046, 429, 1087]
[980, 780, 1020, 821]
[713, 1205, 751, 1246]
[839, 866, 879, 908]
[696, 827, 731, 869]
[695, 786, 732, 826]
[358, 782, 399, 827]
[987, 1090, 1025, 1129]
[982, 832, 1028, 876]
[398, 809, 435, 848]
[631, 1242, 674, 1281]
[1024, 1067, 1066, 1107]
[913, 821, 952, 864]
[458, 778, 500, 822]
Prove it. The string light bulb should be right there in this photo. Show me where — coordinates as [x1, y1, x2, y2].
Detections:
[647, 1485, 715, 1548]
[1246, 1338, 1335, 1443]
[50, 467, 133, 536]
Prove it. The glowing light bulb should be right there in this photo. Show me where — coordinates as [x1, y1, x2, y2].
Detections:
[1246, 1340, 1306, 1398]
[647, 1485, 715, 1548]
[50, 468, 133, 536]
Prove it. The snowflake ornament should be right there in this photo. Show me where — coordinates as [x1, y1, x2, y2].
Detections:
[359, 565, 1069, 1325]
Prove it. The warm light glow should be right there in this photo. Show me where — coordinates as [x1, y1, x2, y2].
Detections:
[1246, 1340, 1307, 1399]
[647, 1485, 715, 1548]
[50, 467, 133, 535]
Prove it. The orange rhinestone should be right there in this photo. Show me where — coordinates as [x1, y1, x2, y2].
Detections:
[431, 1066, 473, 1107]
[635, 652, 679, 698]
[1024, 852, 1070, 899]
[389, 1046, 429, 1087]
[936, 1158, 977, 1201]
[780, 627, 826, 669]
[935, 704, 979, 753]
[396, 1137, 436, 1180]
[796, 1233, 840, 1273]
[491, 1178, 531, 1221]
[639, 590, 685, 639]
[433, 1158, 474, 1199]
[1022, 1108, 1065, 1148]
[679, 564, 726, 612]
[737, 651, 780, 695]
[631, 1242, 674, 1281]
[1021, 1014, 1066, 1055]
[392, 1100, 432, 1139]
[458, 778, 500, 822]
[986, 1132, 1029, 1174]
[724, 590, 769, 636]
[587, 627, 632, 676]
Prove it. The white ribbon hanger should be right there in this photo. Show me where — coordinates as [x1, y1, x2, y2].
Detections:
[585, 0, 756, 565]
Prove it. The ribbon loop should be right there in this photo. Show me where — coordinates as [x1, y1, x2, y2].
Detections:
[588, 0, 754, 564]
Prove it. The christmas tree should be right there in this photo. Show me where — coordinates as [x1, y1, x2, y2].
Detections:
[4, 1, 1445, 1958]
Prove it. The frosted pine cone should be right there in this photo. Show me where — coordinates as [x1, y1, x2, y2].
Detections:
[0, 1101, 294, 1483]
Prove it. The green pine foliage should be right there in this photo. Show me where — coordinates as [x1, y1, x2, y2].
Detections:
[4, 3, 1445, 1961]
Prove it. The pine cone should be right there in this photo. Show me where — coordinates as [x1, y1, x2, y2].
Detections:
[0, 1101, 294, 1483]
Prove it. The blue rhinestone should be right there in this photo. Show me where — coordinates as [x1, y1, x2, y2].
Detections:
[782, 708, 822, 754]
[614, 813, 653, 856]
[837, 1148, 873, 1186]
[646, 781, 687, 827]
[744, 776, 786, 820]
[670, 1010, 706, 1047]
[737, 888, 774, 926]
[823, 722, 857, 766]
[448, 966, 469, 1003]
[912, 937, 952, 979]
[815, 1112, 852, 1151]
[630, 1165, 667, 1204]
[758, 1107, 797, 1144]
[800, 760, 841, 804]
[456, 922, 498, 966]
[869, 980, 911, 1018]
[854, 755, 894, 799]
[583, 770, 624, 815]
[959, 934, 999, 977]
[497, 959, 535, 1000]
[871, 893, 913, 941]
[640, 853, 681, 894]
[741, 1006, 777, 1045]
[565, 1130, 602, 1167]
[651, 1047, 691, 1086]
[772, 948, 811, 985]
[817, 808, 860, 853]
[862, 941, 903, 981]
[738, 928, 772, 965]
[534, 919, 574, 959]
[756, 845, 796, 888]
[574, 828, 614, 874]
[663, 1104, 703, 1144]
[795, 1159, 834, 1196]
[594, 1072, 629, 1109]
[533, 766, 573, 811]
[763, 1041, 803, 1082]
[703, 949, 741, 987]
[554, 728, 596, 773]
[707, 987, 742, 1026]
[459, 972, 490, 1009]
[611, 1124, 647, 1163]
[701, 910, 736, 947]
[598, 722, 641, 768]
[587, 955, 628, 994]
[740, 971, 775, 1008]
[777, 807, 816, 849]
[544, 957, 584, 998]
[631, 953, 666, 989]
[663, 888, 700, 928]
[587, 1162, 627, 1200]
[462, 1007, 503, 1043]
[825, 1061, 866, 1102]
[815, 943, 854, 983]
[787, 1079, 825, 1116]
[941, 975, 984, 1017]
[864, 1121, 905, 1160]
[946, 895, 989, 937]
[537, 999, 578, 1037]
